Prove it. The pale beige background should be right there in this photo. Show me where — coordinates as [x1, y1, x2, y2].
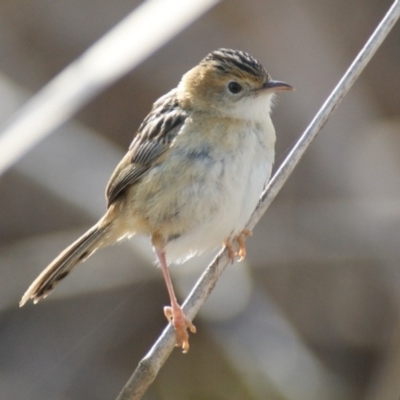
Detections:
[1, 1, 400, 399]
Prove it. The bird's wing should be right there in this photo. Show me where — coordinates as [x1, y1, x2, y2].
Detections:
[106, 89, 188, 206]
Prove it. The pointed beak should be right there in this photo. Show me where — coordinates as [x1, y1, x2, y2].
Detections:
[262, 80, 294, 92]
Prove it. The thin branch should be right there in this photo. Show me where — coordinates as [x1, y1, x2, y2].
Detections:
[0, 0, 219, 176]
[116, 1, 400, 399]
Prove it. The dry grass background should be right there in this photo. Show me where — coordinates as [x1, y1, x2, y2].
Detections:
[1, 1, 400, 399]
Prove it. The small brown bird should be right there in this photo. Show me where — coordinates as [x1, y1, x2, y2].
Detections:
[20, 49, 293, 352]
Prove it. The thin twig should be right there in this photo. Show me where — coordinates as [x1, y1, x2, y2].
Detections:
[116, 1, 400, 399]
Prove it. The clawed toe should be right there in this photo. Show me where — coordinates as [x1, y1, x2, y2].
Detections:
[224, 228, 252, 262]
[164, 305, 196, 353]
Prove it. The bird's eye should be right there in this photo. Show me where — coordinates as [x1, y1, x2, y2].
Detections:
[228, 81, 242, 94]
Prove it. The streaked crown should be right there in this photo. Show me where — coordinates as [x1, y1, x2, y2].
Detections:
[201, 48, 269, 82]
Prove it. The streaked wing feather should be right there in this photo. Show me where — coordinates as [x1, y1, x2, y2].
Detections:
[106, 89, 187, 206]
[132, 140, 166, 164]
[106, 164, 150, 206]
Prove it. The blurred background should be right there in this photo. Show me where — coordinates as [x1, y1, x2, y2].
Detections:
[1, 0, 400, 399]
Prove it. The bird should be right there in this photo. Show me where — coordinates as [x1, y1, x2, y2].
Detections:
[20, 48, 293, 353]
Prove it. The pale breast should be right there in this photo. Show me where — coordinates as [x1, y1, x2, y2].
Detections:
[164, 119, 275, 262]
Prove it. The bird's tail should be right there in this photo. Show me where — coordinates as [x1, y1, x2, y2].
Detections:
[20, 222, 112, 307]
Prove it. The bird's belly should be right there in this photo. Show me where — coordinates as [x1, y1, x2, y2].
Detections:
[166, 160, 270, 261]
[163, 147, 272, 261]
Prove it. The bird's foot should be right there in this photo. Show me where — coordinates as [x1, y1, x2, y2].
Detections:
[224, 228, 252, 262]
[237, 228, 252, 260]
[164, 304, 196, 353]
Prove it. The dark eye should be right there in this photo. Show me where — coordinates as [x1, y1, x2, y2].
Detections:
[228, 81, 242, 94]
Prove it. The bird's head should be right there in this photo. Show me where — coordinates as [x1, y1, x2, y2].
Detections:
[178, 48, 293, 121]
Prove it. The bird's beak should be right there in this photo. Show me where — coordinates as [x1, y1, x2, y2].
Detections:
[262, 80, 294, 92]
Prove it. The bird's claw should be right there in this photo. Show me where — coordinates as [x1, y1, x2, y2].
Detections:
[224, 228, 252, 262]
[164, 304, 196, 353]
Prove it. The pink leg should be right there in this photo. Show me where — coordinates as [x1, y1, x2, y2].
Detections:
[155, 246, 196, 353]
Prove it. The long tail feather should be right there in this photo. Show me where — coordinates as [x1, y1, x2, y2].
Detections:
[20, 222, 111, 306]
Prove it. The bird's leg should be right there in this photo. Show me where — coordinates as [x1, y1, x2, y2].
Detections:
[223, 228, 252, 262]
[152, 234, 196, 353]
[237, 228, 252, 261]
